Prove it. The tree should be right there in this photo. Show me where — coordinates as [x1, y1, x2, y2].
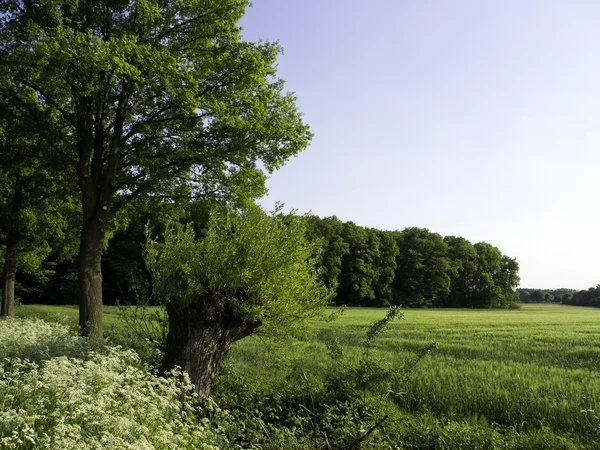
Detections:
[0, 95, 78, 316]
[0, 0, 312, 339]
[470, 243, 519, 308]
[529, 290, 544, 303]
[495, 255, 520, 307]
[371, 229, 399, 306]
[144, 204, 331, 399]
[337, 222, 378, 305]
[470, 242, 502, 307]
[444, 236, 478, 307]
[305, 216, 350, 292]
[391, 228, 450, 308]
[519, 290, 531, 303]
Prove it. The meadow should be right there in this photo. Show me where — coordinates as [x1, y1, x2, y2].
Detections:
[13, 304, 600, 448]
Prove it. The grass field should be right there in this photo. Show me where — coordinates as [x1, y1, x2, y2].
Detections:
[223, 304, 600, 446]
[15, 303, 600, 447]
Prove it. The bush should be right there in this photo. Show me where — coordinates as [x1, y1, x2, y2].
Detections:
[0, 317, 227, 449]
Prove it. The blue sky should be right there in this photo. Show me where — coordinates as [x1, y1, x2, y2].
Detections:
[240, 0, 600, 290]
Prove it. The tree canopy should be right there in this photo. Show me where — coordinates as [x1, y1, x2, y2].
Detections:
[0, 87, 78, 317]
[0, 0, 312, 338]
[143, 204, 331, 397]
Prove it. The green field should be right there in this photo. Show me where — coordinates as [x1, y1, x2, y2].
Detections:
[16, 304, 600, 448]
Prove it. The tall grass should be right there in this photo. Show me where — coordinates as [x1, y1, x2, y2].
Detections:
[15, 303, 600, 448]
[224, 304, 600, 446]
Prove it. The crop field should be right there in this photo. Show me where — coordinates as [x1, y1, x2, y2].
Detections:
[223, 304, 600, 445]
[15, 303, 600, 447]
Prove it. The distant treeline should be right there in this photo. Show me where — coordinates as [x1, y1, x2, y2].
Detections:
[518, 287, 600, 308]
[306, 216, 520, 308]
[517, 288, 575, 304]
[15, 205, 520, 309]
[562, 286, 600, 307]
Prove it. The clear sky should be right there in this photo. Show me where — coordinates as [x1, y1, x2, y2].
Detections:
[239, 0, 600, 290]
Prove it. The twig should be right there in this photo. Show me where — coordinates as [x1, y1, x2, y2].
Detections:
[347, 415, 388, 450]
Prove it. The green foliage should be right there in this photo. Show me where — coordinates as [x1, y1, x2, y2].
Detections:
[562, 285, 600, 307]
[0, 90, 80, 311]
[392, 227, 451, 308]
[223, 305, 600, 448]
[144, 204, 332, 335]
[300, 217, 521, 309]
[15, 304, 600, 448]
[0, 317, 227, 449]
[337, 222, 378, 305]
[0, 0, 312, 204]
[443, 236, 478, 307]
[334, 222, 399, 307]
[471, 242, 520, 308]
[305, 216, 350, 291]
[371, 229, 399, 306]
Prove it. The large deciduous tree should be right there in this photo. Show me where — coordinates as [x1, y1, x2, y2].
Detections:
[0, 94, 78, 317]
[471, 242, 519, 308]
[337, 222, 379, 306]
[443, 235, 478, 307]
[0, 0, 311, 339]
[391, 227, 450, 308]
[144, 204, 331, 399]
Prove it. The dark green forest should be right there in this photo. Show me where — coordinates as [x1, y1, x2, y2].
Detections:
[518, 287, 600, 308]
[9, 201, 521, 310]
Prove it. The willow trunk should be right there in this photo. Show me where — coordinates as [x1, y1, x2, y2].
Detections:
[161, 297, 260, 401]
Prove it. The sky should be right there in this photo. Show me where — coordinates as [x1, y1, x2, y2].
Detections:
[239, 0, 600, 290]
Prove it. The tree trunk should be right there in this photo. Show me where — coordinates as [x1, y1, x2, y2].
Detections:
[1, 238, 18, 317]
[161, 295, 261, 401]
[78, 214, 105, 341]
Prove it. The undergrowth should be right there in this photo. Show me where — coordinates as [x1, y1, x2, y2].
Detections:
[0, 317, 226, 449]
[8, 306, 600, 449]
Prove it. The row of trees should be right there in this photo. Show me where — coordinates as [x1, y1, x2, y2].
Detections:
[8, 209, 522, 311]
[561, 285, 600, 307]
[517, 288, 575, 304]
[306, 217, 520, 308]
[517, 287, 600, 307]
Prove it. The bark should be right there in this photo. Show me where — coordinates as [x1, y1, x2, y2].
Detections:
[161, 294, 261, 401]
[2, 172, 23, 318]
[75, 91, 121, 340]
[77, 208, 106, 340]
[1, 238, 18, 317]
